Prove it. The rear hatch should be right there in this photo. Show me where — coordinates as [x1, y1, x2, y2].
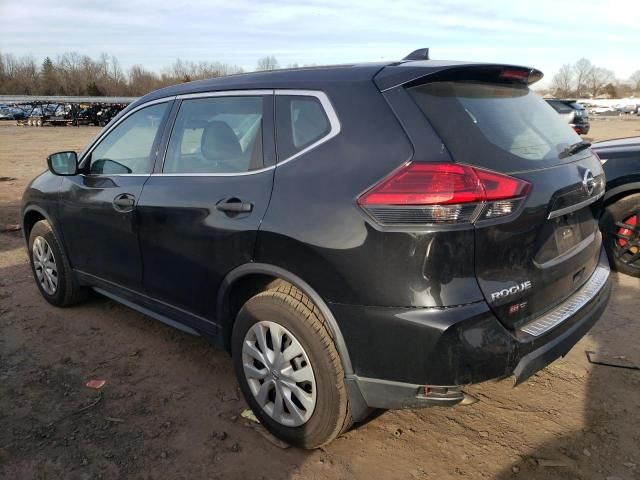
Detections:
[406, 69, 605, 329]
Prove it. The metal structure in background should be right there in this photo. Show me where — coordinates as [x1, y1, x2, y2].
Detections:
[0, 95, 138, 127]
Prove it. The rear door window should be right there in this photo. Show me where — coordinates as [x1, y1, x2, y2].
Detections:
[408, 82, 584, 172]
[163, 96, 265, 174]
[276, 95, 330, 159]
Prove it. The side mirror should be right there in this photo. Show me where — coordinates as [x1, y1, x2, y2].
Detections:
[47, 151, 78, 176]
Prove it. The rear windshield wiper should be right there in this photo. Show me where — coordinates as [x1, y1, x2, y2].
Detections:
[559, 140, 591, 159]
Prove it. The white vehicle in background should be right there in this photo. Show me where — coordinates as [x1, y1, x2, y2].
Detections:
[614, 103, 639, 114]
[590, 105, 617, 115]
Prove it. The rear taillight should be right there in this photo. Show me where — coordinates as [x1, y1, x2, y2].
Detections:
[357, 162, 530, 226]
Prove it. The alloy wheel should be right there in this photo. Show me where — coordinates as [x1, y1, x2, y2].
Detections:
[32, 236, 58, 295]
[613, 212, 640, 270]
[242, 320, 317, 427]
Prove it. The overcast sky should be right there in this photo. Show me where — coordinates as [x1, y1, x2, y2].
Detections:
[1, 0, 639, 86]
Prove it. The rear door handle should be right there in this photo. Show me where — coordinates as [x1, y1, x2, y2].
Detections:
[216, 198, 253, 214]
[113, 193, 136, 212]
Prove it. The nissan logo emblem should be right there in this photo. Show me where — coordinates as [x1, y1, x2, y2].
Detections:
[582, 169, 595, 196]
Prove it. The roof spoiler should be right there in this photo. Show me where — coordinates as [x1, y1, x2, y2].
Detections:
[375, 63, 544, 91]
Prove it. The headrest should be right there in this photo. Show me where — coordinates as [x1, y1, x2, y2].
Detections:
[200, 121, 241, 161]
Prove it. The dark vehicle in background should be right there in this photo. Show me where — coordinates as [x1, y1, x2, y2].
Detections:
[546, 99, 590, 134]
[22, 51, 611, 448]
[0, 106, 28, 120]
[593, 137, 640, 277]
[15, 102, 128, 127]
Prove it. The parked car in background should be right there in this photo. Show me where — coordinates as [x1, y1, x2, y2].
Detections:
[0, 106, 28, 120]
[546, 99, 590, 134]
[22, 52, 611, 448]
[614, 104, 639, 114]
[590, 105, 618, 116]
[592, 137, 640, 277]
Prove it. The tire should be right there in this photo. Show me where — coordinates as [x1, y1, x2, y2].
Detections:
[232, 284, 352, 448]
[28, 220, 88, 306]
[601, 193, 640, 277]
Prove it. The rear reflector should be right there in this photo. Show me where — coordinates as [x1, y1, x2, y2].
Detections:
[358, 162, 530, 226]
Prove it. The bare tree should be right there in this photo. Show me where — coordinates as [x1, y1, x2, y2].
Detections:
[587, 67, 615, 97]
[630, 70, 640, 93]
[551, 64, 574, 97]
[128, 65, 162, 95]
[0, 53, 39, 94]
[573, 58, 593, 98]
[256, 55, 280, 71]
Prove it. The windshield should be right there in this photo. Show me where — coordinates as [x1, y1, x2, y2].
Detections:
[409, 82, 584, 172]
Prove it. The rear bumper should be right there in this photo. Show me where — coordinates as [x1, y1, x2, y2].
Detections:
[334, 249, 611, 411]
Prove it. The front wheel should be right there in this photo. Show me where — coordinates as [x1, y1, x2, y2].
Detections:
[232, 284, 352, 448]
[28, 220, 88, 306]
[602, 193, 640, 277]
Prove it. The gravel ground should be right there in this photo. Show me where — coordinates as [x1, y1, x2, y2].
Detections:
[1, 118, 639, 480]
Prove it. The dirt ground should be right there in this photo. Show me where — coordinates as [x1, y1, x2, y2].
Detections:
[1, 118, 639, 480]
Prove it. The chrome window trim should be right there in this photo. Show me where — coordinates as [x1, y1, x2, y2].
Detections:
[152, 166, 275, 177]
[78, 89, 341, 178]
[175, 89, 273, 100]
[519, 263, 610, 337]
[153, 89, 340, 177]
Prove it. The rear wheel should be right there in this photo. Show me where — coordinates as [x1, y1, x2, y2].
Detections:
[602, 193, 640, 277]
[28, 220, 88, 306]
[232, 284, 352, 448]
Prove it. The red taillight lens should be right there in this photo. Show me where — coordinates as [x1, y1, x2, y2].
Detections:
[358, 162, 531, 226]
[474, 168, 530, 200]
[357, 163, 484, 206]
[358, 163, 529, 206]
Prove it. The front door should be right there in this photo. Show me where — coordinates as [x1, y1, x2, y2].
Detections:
[57, 101, 171, 291]
[136, 93, 275, 321]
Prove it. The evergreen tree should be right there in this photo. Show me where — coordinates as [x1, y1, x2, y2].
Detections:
[40, 57, 58, 95]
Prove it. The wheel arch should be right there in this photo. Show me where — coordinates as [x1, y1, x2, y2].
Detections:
[217, 263, 354, 376]
[603, 182, 640, 207]
[22, 205, 59, 245]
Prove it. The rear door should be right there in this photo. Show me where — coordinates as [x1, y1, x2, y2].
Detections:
[408, 78, 606, 329]
[136, 92, 275, 321]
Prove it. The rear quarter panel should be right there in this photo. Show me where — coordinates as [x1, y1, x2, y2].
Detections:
[255, 81, 484, 308]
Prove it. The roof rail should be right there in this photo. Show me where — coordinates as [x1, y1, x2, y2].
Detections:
[403, 48, 430, 61]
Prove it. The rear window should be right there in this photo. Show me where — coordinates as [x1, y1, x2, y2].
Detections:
[408, 82, 583, 171]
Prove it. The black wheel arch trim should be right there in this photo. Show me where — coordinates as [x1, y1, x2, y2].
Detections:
[21, 205, 66, 251]
[603, 182, 640, 204]
[217, 263, 354, 375]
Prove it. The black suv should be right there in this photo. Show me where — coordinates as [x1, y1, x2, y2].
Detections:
[22, 51, 611, 448]
[593, 137, 640, 277]
[545, 99, 590, 135]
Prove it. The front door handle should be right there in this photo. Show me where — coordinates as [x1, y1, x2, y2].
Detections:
[113, 193, 136, 212]
[216, 198, 253, 215]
